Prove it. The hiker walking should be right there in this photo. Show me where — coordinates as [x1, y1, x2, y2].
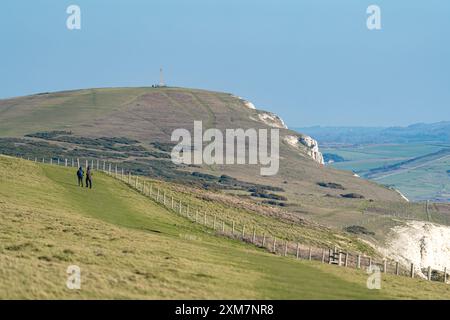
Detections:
[77, 166, 84, 187]
[85, 166, 93, 189]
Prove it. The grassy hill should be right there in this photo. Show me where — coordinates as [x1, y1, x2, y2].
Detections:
[0, 87, 420, 239]
[1, 155, 449, 299]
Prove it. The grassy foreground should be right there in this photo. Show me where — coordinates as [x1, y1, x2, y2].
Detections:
[0, 155, 449, 299]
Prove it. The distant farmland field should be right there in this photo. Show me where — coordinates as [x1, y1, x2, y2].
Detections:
[323, 143, 450, 202]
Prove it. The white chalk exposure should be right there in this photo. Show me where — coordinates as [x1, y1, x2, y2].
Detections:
[234, 95, 256, 110]
[284, 135, 299, 148]
[235, 95, 323, 165]
[382, 221, 450, 276]
[394, 189, 410, 202]
[284, 135, 325, 165]
[244, 101, 256, 110]
[257, 112, 288, 129]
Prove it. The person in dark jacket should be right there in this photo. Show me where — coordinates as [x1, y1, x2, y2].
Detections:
[85, 166, 93, 189]
[77, 166, 84, 187]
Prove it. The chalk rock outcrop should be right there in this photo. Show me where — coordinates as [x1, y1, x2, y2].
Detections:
[244, 101, 256, 110]
[284, 135, 325, 165]
[257, 112, 288, 129]
[235, 96, 257, 110]
[381, 222, 450, 277]
[238, 97, 287, 129]
[237, 95, 322, 164]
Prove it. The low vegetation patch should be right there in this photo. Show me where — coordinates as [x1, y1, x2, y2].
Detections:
[250, 192, 287, 201]
[317, 182, 345, 190]
[344, 225, 375, 236]
[25, 131, 73, 139]
[341, 193, 365, 199]
[323, 153, 345, 163]
[262, 200, 287, 207]
[150, 142, 177, 153]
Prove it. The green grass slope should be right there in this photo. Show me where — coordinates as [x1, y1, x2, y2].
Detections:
[1, 155, 449, 299]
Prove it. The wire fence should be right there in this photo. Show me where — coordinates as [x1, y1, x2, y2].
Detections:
[12, 154, 450, 285]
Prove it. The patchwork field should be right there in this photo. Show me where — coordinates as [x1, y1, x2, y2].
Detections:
[323, 143, 450, 202]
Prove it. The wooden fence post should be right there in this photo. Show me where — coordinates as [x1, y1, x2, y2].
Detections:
[338, 252, 342, 266]
[179, 200, 182, 214]
[222, 220, 225, 233]
[410, 263, 415, 278]
[242, 225, 245, 239]
[273, 238, 277, 253]
[368, 257, 372, 268]
[252, 227, 256, 244]
[204, 213, 207, 226]
[135, 176, 138, 188]
[232, 221, 235, 235]
[102, 161, 105, 171]
[121, 168, 124, 180]
[213, 215, 217, 230]
[262, 234, 266, 247]
[97, 159, 99, 171]
[395, 262, 400, 275]
[284, 242, 288, 257]
[65, 159, 68, 167]
[309, 248, 312, 261]
[328, 249, 333, 264]
[383, 259, 387, 274]
[322, 250, 326, 263]
[296, 243, 300, 259]
[427, 266, 432, 281]
[163, 192, 166, 206]
[357, 255, 361, 269]
[444, 267, 447, 283]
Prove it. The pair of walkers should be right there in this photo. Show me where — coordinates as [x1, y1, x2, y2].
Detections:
[77, 166, 93, 189]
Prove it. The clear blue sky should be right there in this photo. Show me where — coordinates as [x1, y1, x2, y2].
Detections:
[1, 0, 449, 127]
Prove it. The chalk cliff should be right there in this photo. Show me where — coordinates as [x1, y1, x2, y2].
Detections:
[284, 134, 325, 165]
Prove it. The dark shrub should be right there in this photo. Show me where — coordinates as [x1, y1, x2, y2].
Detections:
[341, 193, 365, 199]
[344, 225, 375, 236]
